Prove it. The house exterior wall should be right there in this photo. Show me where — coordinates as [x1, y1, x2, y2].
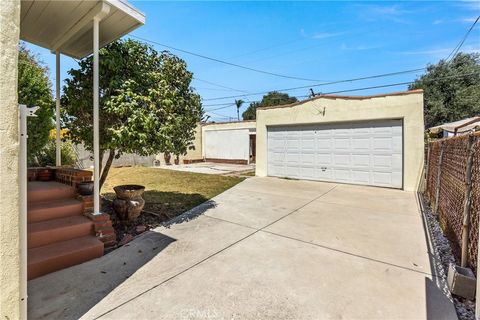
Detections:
[201, 121, 256, 162]
[255, 91, 425, 191]
[0, 0, 21, 318]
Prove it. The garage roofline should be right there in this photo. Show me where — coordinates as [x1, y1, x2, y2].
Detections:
[202, 120, 257, 126]
[257, 89, 424, 110]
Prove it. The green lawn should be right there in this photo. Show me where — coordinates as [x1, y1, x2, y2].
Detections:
[102, 167, 244, 220]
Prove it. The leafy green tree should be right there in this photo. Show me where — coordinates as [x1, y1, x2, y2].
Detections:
[35, 140, 76, 167]
[409, 53, 480, 128]
[62, 39, 202, 188]
[18, 45, 55, 165]
[242, 91, 297, 120]
[235, 99, 244, 121]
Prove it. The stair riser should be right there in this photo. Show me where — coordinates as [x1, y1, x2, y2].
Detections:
[28, 188, 76, 204]
[28, 203, 83, 223]
[28, 244, 103, 280]
[28, 222, 93, 249]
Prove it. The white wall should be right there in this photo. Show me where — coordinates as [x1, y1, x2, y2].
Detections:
[0, 1, 21, 318]
[204, 129, 250, 160]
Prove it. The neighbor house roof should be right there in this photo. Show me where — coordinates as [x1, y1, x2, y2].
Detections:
[20, 0, 145, 59]
[429, 116, 480, 134]
[257, 89, 424, 110]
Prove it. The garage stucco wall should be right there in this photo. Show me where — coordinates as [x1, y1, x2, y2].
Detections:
[0, 0, 21, 319]
[255, 90, 424, 191]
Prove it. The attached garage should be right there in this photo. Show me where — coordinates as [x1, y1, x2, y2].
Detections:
[256, 90, 424, 191]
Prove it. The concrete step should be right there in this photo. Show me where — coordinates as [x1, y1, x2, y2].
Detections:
[28, 216, 94, 249]
[28, 198, 83, 223]
[28, 181, 76, 204]
[28, 236, 104, 280]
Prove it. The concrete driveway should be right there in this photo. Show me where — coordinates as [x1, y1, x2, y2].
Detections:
[28, 177, 456, 320]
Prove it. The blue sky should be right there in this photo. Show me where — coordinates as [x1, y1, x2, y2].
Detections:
[26, 1, 480, 121]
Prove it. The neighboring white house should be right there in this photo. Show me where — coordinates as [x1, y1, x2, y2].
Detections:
[255, 90, 425, 191]
[428, 116, 480, 138]
[202, 121, 256, 164]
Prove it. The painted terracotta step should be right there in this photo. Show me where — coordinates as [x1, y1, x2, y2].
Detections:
[28, 236, 104, 280]
[28, 216, 93, 249]
[28, 198, 83, 223]
[28, 181, 76, 204]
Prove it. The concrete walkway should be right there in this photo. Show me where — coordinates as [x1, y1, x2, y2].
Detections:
[154, 162, 255, 175]
[28, 177, 457, 320]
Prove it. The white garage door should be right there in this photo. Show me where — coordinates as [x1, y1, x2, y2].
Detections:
[267, 120, 403, 188]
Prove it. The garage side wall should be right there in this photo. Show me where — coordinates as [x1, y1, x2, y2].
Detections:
[255, 92, 424, 191]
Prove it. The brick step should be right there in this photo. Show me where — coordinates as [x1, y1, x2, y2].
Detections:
[28, 236, 104, 280]
[28, 216, 93, 249]
[28, 181, 76, 204]
[28, 198, 83, 223]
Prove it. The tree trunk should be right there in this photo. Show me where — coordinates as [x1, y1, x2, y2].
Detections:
[99, 149, 115, 190]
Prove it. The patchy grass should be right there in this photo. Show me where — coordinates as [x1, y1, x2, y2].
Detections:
[102, 166, 244, 220]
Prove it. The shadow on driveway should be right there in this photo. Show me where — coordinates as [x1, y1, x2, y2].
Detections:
[28, 231, 175, 320]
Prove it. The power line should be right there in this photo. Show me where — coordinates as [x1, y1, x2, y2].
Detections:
[206, 72, 478, 109]
[446, 15, 480, 62]
[193, 77, 249, 93]
[130, 34, 327, 82]
[203, 67, 427, 101]
[205, 104, 235, 111]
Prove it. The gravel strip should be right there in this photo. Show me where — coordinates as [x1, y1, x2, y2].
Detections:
[421, 194, 476, 320]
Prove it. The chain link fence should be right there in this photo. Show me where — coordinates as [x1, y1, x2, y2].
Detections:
[425, 132, 480, 272]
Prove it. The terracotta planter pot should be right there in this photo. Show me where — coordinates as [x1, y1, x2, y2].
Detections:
[77, 181, 94, 196]
[164, 153, 171, 165]
[112, 185, 145, 225]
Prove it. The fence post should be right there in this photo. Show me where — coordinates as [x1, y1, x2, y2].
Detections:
[433, 142, 445, 215]
[461, 134, 475, 267]
[425, 143, 431, 192]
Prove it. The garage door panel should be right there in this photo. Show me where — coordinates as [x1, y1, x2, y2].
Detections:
[352, 138, 370, 150]
[301, 139, 315, 149]
[267, 120, 403, 189]
[316, 153, 332, 165]
[373, 137, 393, 151]
[352, 170, 371, 184]
[334, 154, 350, 166]
[316, 138, 332, 150]
[334, 138, 350, 150]
[333, 169, 351, 182]
[352, 154, 370, 167]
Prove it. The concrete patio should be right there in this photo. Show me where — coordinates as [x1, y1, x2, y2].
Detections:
[28, 177, 457, 319]
[154, 161, 255, 175]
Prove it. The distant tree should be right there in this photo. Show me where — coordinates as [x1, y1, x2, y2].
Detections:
[242, 91, 297, 120]
[62, 39, 202, 188]
[409, 52, 480, 128]
[18, 45, 55, 165]
[235, 99, 244, 121]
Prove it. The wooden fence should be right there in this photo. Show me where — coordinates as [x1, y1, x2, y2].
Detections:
[425, 132, 480, 272]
